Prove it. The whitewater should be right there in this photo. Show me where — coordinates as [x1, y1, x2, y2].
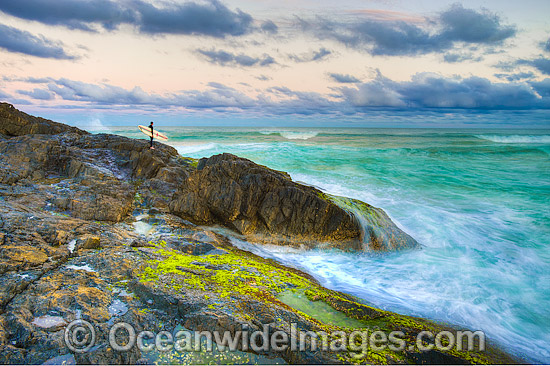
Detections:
[103, 126, 550, 363]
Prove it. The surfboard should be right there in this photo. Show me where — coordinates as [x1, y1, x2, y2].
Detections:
[138, 125, 168, 141]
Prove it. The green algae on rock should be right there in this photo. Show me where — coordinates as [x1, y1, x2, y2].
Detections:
[134, 238, 520, 365]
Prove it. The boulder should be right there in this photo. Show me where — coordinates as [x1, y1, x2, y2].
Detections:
[0, 103, 87, 137]
[170, 153, 419, 251]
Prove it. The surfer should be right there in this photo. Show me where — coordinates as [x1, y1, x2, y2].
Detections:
[149, 121, 154, 149]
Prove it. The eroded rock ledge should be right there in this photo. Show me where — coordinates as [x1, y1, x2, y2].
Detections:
[0, 102, 417, 252]
[169, 153, 418, 251]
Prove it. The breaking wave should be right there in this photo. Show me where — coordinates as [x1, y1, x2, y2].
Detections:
[259, 130, 319, 140]
[475, 134, 550, 144]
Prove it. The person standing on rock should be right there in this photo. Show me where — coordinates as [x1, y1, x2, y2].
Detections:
[149, 121, 155, 150]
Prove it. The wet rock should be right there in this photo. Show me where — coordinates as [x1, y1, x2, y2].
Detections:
[31, 315, 67, 331]
[42, 353, 76, 365]
[169, 153, 361, 250]
[326, 195, 419, 251]
[78, 235, 101, 250]
[130, 238, 150, 248]
[0, 345, 26, 364]
[74, 342, 141, 365]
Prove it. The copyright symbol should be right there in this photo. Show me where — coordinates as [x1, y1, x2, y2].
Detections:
[64, 319, 96, 353]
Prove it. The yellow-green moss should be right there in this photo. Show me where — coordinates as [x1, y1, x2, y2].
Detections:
[136, 240, 514, 365]
[138, 241, 311, 301]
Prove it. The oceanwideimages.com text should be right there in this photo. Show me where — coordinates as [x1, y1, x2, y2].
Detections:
[65, 319, 486, 358]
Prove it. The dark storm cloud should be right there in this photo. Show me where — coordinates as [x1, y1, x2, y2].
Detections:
[301, 3, 516, 57]
[197, 49, 276, 67]
[0, 0, 254, 37]
[341, 73, 547, 109]
[328, 73, 360, 83]
[0, 24, 75, 59]
[288, 48, 331, 62]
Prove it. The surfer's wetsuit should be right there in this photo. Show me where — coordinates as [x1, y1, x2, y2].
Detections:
[149, 122, 154, 148]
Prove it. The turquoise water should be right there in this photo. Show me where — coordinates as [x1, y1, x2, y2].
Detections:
[104, 126, 550, 363]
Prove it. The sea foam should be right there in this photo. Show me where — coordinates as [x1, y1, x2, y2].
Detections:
[260, 130, 319, 140]
[475, 134, 550, 144]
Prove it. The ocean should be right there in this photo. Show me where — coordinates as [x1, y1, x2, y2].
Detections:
[101, 126, 550, 363]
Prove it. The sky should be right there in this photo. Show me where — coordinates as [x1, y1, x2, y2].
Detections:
[0, 0, 549, 128]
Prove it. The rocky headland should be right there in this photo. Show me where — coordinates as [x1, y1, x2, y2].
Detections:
[0, 103, 519, 364]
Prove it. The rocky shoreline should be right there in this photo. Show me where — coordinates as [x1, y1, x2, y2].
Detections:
[0, 103, 520, 364]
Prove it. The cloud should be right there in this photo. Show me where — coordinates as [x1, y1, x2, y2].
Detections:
[439, 3, 516, 44]
[15, 74, 549, 118]
[32, 78, 256, 109]
[519, 58, 550, 75]
[264, 86, 338, 115]
[288, 48, 331, 62]
[256, 75, 271, 81]
[341, 72, 547, 109]
[494, 72, 535, 82]
[544, 39, 550, 52]
[443, 52, 482, 63]
[0, 0, 254, 38]
[329, 73, 360, 83]
[18, 77, 337, 115]
[134, 0, 253, 37]
[18, 88, 54, 100]
[0, 0, 132, 31]
[530, 79, 550, 98]
[0, 23, 75, 59]
[197, 48, 276, 67]
[261, 20, 278, 34]
[0, 89, 11, 99]
[301, 3, 516, 57]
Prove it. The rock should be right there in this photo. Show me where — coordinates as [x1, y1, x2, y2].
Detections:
[74, 343, 141, 365]
[326, 194, 419, 251]
[42, 353, 76, 365]
[31, 315, 67, 331]
[53, 230, 69, 247]
[78, 235, 101, 250]
[130, 238, 150, 248]
[170, 153, 362, 250]
[0, 345, 26, 364]
[169, 153, 417, 251]
[0, 102, 87, 137]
